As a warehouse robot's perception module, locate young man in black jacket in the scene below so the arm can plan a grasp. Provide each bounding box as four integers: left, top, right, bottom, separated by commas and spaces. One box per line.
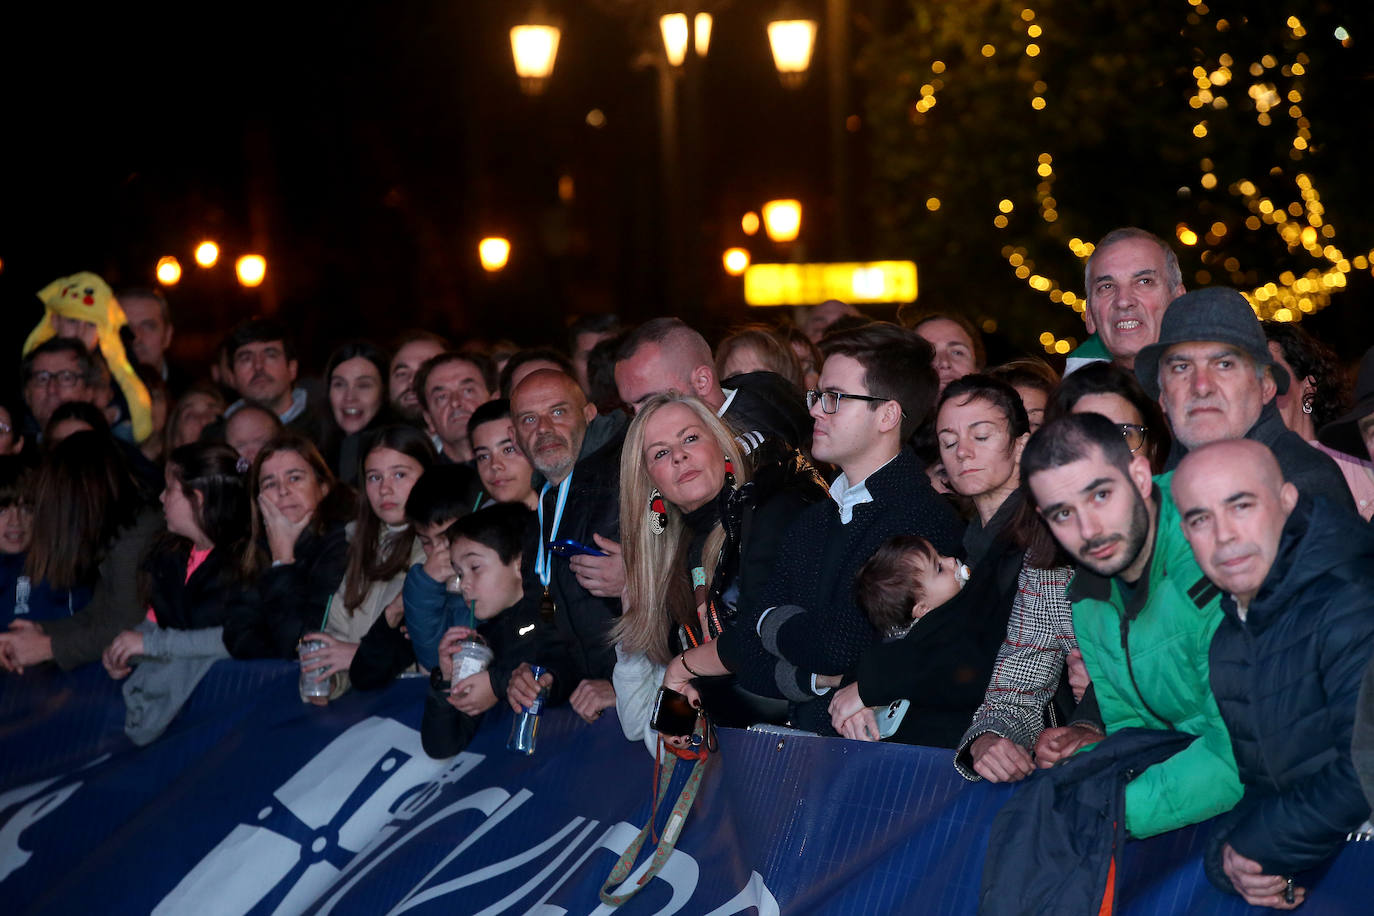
1172, 439, 1374, 910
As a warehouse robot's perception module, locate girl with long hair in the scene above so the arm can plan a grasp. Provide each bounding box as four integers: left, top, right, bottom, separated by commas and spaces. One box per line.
222, 431, 356, 659
299, 425, 435, 702
0, 429, 156, 674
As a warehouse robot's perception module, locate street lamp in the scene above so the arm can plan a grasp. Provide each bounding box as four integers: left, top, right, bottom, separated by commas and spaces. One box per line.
695, 13, 712, 56
194, 241, 220, 268
510, 22, 560, 95
479, 237, 511, 272
660, 14, 689, 67
723, 248, 750, 276
156, 256, 182, 286
767, 18, 817, 87
236, 254, 267, 287
762, 199, 802, 243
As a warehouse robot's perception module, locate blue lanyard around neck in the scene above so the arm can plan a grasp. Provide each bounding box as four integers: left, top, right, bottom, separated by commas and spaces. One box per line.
535, 470, 574, 587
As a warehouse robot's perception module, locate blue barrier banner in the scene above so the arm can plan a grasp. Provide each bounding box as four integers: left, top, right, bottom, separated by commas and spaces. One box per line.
1, 660, 1369, 914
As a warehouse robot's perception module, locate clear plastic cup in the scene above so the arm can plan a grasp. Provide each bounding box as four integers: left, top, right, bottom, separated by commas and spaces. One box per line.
299, 638, 331, 698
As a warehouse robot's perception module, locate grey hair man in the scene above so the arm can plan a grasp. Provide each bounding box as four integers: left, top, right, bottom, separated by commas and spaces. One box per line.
1065, 227, 1186, 375
1134, 286, 1354, 511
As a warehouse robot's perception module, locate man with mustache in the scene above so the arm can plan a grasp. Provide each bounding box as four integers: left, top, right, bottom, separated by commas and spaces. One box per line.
1133, 286, 1354, 511
1022, 412, 1242, 838
505, 369, 623, 724
220, 318, 332, 450
415, 351, 496, 464
1172, 440, 1374, 910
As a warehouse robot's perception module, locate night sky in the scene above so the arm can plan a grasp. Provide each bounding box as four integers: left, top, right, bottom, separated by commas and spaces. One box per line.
1, 2, 838, 372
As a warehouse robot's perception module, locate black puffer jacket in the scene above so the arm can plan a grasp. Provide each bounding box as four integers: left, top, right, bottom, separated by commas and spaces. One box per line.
1203, 495, 1374, 893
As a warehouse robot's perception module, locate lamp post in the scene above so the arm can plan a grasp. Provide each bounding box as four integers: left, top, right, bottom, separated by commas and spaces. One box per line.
762, 199, 803, 243
510, 15, 560, 95
236, 254, 267, 288
766, 19, 817, 87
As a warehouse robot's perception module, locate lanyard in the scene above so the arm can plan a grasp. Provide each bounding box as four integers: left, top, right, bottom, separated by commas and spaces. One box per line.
535, 470, 574, 587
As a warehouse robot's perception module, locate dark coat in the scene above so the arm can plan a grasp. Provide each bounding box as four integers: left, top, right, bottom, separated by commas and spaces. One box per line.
222, 522, 350, 659
979, 728, 1198, 916
145, 542, 243, 630
535, 425, 624, 705
680, 441, 828, 726
1203, 495, 1374, 892
727, 446, 965, 733
853, 496, 1026, 748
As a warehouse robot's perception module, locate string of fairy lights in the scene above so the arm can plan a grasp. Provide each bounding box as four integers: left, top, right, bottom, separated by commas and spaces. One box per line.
938, 4, 1368, 356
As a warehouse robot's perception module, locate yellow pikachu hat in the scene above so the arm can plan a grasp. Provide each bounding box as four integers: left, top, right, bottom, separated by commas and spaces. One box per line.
22, 272, 153, 443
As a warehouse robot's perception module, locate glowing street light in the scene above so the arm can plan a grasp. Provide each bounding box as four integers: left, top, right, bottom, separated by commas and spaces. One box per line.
156, 256, 182, 286
661, 14, 689, 67
695, 13, 712, 57
236, 254, 267, 287
723, 248, 750, 276
510, 23, 560, 94
762, 199, 803, 243
741, 211, 761, 236
479, 237, 511, 272
767, 19, 817, 87
194, 241, 220, 268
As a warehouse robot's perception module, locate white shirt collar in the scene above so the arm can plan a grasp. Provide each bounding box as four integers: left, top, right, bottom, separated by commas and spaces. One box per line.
827, 453, 898, 525
717, 387, 738, 418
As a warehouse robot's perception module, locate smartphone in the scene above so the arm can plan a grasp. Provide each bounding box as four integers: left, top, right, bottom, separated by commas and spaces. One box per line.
649, 686, 698, 737
875, 699, 910, 739
547, 538, 609, 558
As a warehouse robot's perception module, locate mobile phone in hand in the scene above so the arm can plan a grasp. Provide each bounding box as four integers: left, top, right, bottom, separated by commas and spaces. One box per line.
649, 686, 698, 736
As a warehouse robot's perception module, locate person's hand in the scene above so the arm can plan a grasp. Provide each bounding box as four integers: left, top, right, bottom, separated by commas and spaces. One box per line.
828, 683, 866, 732
1033, 723, 1103, 768
260, 493, 310, 565
1221, 844, 1305, 909
661, 654, 703, 710
837, 707, 881, 741
969, 733, 1036, 782
435, 626, 477, 683
382, 592, 406, 629
299, 632, 358, 684
568, 535, 625, 598
507, 662, 554, 712
1066, 648, 1090, 702
448, 670, 498, 716
102, 629, 145, 679
0, 620, 54, 674
422, 538, 457, 585
569, 678, 616, 723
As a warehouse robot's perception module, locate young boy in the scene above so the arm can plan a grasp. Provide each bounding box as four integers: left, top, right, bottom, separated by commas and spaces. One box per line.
400, 465, 478, 671
422, 502, 547, 758
856, 534, 970, 641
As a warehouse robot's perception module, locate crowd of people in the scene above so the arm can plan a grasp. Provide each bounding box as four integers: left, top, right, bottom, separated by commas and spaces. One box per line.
5, 225, 1374, 908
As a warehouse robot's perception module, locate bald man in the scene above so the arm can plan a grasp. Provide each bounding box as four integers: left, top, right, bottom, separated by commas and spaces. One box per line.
506, 370, 625, 724
614, 317, 811, 452
1173, 440, 1374, 909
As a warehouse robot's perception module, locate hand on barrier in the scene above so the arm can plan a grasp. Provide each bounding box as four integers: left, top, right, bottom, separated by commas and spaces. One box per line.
569, 678, 615, 723
1222, 844, 1305, 909
969, 733, 1035, 782
1033, 723, 1103, 768
508, 661, 553, 712
102, 629, 145, 680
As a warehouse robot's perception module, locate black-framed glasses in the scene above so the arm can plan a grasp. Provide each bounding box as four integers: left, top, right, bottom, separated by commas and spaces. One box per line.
1120, 424, 1148, 453
806, 388, 899, 415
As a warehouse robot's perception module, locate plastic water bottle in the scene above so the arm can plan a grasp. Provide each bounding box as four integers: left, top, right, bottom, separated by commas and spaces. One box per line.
508, 664, 547, 754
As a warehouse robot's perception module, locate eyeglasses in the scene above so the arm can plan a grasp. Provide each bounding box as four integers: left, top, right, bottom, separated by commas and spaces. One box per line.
806, 389, 900, 415
27, 370, 83, 390
1120, 424, 1148, 453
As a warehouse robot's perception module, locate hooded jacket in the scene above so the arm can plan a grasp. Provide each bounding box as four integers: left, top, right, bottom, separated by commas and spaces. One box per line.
1202, 495, 1374, 893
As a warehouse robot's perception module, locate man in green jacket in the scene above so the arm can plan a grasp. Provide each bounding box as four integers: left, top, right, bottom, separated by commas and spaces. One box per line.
1022, 411, 1242, 837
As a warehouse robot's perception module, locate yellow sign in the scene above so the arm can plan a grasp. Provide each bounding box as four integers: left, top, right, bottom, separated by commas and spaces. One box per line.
744, 261, 918, 306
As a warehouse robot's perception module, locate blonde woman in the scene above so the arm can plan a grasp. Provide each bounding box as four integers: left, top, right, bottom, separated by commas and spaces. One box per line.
614, 393, 825, 748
